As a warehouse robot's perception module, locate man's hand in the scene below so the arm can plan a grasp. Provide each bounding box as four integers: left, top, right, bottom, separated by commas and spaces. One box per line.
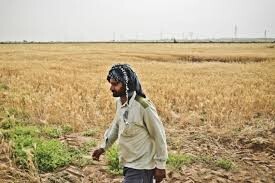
154, 168, 166, 183
92, 148, 105, 161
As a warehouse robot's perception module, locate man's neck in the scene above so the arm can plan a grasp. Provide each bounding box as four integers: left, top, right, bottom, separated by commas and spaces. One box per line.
120, 91, 134, 106
120, 95, 127, 106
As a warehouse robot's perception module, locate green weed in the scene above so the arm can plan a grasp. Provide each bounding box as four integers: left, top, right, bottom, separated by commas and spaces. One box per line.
42, 126, 63, 138
61, 124, 73, 134
12, 135, 39, 168
0, 107, 96, 172
106, 145, 122, 175
35, 139, 72, 172
215, 158, 234, 171
167, 153, 195, 170
8, 125, 40, 168
198, 155, 234, 171
82, 129, 97, 137
42, 124, 73, 138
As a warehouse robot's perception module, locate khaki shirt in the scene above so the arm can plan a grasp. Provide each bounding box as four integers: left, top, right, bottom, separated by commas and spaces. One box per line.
100, 91, 168, 169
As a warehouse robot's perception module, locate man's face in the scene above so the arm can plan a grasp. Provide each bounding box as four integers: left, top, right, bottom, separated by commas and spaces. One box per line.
109, 79, 126, 97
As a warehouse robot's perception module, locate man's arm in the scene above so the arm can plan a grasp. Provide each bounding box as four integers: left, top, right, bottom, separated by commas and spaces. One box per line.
143, 104, 168, 169
100, 117, 119, 150
93, 112, 119, 161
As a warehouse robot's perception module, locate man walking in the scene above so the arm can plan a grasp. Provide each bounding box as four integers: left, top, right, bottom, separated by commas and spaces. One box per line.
92, 64, 168, 183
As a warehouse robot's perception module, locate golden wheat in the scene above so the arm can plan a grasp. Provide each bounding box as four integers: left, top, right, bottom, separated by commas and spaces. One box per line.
0, 43, 274, 134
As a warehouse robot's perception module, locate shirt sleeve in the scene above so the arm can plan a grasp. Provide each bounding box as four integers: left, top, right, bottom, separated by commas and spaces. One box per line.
100, 102, 119, 150
143, 104, 168, 169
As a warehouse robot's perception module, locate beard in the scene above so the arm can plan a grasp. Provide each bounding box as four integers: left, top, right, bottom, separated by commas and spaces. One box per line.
112, 90, 126, 97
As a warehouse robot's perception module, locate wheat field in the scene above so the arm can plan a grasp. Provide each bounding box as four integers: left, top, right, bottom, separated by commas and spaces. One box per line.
0, 43, 274, 133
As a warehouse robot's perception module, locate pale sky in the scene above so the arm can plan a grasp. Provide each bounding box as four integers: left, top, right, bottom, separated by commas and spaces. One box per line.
0, 0, 274, 41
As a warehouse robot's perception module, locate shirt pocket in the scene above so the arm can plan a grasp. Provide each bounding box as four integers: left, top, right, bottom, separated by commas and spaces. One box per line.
121, 109, 144, 137
121, 122, 141, 137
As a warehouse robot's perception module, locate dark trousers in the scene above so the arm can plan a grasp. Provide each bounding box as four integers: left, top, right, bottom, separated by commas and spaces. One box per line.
123, 167, 154, 183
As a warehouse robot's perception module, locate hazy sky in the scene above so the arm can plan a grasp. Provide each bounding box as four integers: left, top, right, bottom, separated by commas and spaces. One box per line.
0, 0, 274, 41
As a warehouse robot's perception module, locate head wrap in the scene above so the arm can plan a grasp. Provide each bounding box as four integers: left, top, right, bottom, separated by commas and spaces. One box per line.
107, 64, 146, 99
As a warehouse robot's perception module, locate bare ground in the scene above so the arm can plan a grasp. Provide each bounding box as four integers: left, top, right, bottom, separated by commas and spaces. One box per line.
1, 121, 274, 183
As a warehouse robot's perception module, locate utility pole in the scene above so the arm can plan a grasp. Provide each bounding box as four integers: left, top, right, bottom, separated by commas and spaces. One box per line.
113, 32, 116, 42
189, 32, 193, 40
234, 25, 238, 40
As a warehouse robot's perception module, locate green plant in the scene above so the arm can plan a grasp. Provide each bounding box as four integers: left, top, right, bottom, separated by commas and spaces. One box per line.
197, 155, 235, 171
42, 126, 63, 138
3, 125, 40, 143
61, 124, 73, 134
35, 139, 72, 172
9, 126, 39, 168
167, 153, 195, 170
0, 107, 80, 172
82, 129, 97, 137
215, 158, 234, 171
106, 145, 122, 175
12, 135, 39, 168
7, 124, 73, 172
42, 125, 73, 138
12, 126, 41, 138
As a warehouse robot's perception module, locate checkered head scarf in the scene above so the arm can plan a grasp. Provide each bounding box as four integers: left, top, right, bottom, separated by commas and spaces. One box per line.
107, 64, 146, 99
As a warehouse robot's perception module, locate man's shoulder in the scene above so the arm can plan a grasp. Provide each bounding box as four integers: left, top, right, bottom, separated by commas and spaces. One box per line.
134, 95, 151, 109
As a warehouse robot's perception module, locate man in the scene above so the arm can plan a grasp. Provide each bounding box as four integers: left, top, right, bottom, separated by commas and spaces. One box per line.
92, 64, 168, 183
